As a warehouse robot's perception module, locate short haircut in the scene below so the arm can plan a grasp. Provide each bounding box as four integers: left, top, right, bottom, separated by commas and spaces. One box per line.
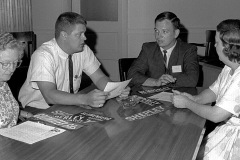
55, 12, 87, 38
0, 32, 24, 59
217, 19, 240, 62
155, 11, 180, 30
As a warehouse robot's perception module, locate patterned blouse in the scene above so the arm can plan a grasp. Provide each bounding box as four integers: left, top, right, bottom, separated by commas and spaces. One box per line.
0, 82, 19, 128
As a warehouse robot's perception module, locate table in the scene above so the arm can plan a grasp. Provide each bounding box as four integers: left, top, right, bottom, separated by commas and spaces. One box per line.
0, 86, 206, 160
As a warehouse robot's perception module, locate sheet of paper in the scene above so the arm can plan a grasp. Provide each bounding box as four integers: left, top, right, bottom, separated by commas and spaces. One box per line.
104, 79, 131, 99
0, 121, 65, 144
148, 92, 173, 102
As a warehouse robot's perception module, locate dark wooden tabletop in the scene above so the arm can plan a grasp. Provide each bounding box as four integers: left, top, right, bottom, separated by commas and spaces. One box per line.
0, 86, 206, 160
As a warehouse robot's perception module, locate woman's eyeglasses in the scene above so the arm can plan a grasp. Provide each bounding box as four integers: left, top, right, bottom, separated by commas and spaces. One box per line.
0, 60, 22, 70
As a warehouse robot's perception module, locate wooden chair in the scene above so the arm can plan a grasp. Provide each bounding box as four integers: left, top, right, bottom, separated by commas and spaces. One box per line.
10, 31, 37, 66
8, 31, 37, 102
118, 58, 136, 81
190, 30, 217, 57
79, 72, 93, 90
191, 30, 223, 66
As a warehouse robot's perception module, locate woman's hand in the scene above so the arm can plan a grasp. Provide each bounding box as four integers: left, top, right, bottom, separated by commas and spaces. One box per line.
172, 94, 190, 109
20, 110, 33, 118
172, 90, 195, 101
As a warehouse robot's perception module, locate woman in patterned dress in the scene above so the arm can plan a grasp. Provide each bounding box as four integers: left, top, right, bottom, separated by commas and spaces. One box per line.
0, 33, 32, 128
172, 19, 240, 160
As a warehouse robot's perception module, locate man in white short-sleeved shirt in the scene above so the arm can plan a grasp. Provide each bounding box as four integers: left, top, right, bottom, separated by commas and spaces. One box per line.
19, 12, 130, 110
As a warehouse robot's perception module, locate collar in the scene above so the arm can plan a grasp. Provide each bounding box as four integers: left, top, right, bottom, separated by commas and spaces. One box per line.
53, 38, 69, 59
160, 41, 177, 54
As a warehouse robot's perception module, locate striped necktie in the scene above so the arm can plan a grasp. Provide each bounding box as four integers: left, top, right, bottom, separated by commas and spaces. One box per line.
163, 50, 168, 73
68, 54, 74, 93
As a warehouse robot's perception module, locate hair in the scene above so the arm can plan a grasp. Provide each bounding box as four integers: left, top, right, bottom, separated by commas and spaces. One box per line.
155, 11, 180, 30
55, 12, 87, 39
217, 19, 240, 63
0, 33, 24, 59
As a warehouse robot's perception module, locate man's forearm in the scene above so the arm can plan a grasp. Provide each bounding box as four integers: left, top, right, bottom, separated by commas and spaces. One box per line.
174, 72, 199, 87
94, 75, 111, 90
142, 78, 158, 86
42, 89, 88, 106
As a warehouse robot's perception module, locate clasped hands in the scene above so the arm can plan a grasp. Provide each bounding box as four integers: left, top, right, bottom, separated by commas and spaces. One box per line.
19, 110, 33, 121
84, 87, 130, 108
172, 90, 195, 108
155, 74, 176, 86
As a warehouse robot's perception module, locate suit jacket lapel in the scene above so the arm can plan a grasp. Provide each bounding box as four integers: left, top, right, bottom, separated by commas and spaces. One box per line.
153, 44, 165, 63
151, 44, 166, 75
168, 39, 180, 70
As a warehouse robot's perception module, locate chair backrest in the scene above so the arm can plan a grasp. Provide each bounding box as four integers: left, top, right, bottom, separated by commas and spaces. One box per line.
8, 66, 29, 102
118, 58, 136, 81
190, 30, 217, 58
205, 30, 218, 59
10, 31, 37, 66
7, 31, 37, 102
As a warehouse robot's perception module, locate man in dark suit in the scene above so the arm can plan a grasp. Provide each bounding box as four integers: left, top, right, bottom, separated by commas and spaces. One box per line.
127, 11, 199, 87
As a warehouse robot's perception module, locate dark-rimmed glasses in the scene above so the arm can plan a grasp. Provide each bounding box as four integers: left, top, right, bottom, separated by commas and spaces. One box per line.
0, 60, 22, 70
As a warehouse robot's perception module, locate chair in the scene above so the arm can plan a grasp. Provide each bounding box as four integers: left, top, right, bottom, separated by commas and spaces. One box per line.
8, 31, 37, 102
10, 31, 37, 66
191, 30, 223, 64
191, 30, 224, 67
8, 66, 29, 103
79, 72, 93, 90
191, 30, 217, 58
118, 58, 136, 81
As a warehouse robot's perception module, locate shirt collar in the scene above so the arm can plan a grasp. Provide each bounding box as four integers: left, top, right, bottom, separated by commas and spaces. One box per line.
52, 38, 68, 59
160, 41, 177, 54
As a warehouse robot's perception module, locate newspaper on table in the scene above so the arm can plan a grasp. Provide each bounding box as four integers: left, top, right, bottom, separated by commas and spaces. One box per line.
0, 121, 65, 144
31, 110, 113, 130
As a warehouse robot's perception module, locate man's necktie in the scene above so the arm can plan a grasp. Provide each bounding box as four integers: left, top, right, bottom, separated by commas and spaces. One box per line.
68, 54, 74, 93
163, 50, 168, 73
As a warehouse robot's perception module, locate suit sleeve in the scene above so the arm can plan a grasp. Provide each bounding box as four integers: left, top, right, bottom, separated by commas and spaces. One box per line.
174, 45, 199, 87
127, 44, 150, 85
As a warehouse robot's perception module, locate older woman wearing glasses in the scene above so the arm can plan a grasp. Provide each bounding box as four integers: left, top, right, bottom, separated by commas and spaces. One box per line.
0, 33, 32, 128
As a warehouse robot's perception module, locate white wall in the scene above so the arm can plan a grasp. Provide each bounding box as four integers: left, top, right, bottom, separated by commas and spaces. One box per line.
32, 0, 72, 47
128, 0, 240, 57
32, 0, 127, 81
31, 0, 240, 79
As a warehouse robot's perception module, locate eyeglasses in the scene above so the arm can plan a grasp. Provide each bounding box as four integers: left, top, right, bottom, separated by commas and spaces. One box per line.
0, 60, 22, 70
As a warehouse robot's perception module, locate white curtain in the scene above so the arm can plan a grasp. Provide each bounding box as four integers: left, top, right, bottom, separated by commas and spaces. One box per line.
0, 0, 32, 32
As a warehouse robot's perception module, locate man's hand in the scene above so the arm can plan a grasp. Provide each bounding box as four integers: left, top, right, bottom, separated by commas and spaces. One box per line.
143, 75, 176, 87
156, 74, 176, 86
118, 86, 131, 98
81, 89, 109, 108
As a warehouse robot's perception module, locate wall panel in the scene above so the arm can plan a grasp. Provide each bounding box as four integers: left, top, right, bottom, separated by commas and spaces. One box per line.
128, 0, 240, 57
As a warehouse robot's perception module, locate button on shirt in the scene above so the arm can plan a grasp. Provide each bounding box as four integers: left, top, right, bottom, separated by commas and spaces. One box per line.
18, 38, 100, 109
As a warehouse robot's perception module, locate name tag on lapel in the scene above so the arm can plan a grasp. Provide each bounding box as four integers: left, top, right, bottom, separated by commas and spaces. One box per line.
172, 65, 182, 73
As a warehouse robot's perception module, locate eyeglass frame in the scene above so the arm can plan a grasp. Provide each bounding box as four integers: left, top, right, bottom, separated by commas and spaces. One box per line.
0, 60, 22, 70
